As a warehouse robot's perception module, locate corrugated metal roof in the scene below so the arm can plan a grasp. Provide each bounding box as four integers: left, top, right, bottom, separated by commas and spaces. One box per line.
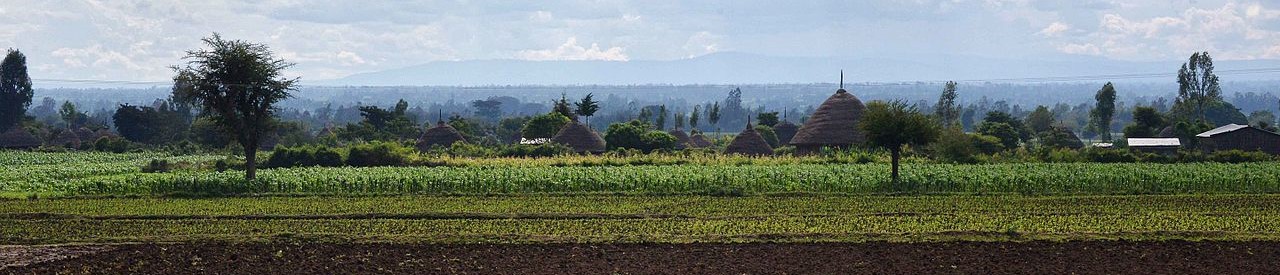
1127, 138, 1181, 147
1196, 124, 1248, 138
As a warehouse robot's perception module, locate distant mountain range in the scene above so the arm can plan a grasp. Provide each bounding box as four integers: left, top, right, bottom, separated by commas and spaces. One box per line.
317, 52, 1280, 86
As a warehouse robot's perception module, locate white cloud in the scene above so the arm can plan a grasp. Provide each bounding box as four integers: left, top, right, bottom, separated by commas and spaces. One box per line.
1058, 43, 1101, 55
1036, 22, 1072, 37
515, 37, 629, 61
1045, 1, 1280, 60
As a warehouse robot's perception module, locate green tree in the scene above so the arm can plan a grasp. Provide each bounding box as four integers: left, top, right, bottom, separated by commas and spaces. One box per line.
1038, 126, 1084, 149
604, 120, 676, 152
1123, 106, 1166, 138
655, 105, 668, 130
930, 128, 979, 164
59, 101, 89, 128
1177, 52, 1221, 120
521, 112, 570, 139
934, 81, 959, 127
709, 102, 721, 135
471, 99, 503, 121
1090, 82, 1117, 141
1168, 99, 1246, 126
0, 49, 33, 131
674, 112, 686, 130
171, 34, 298, 180
1248, 111, 1277, 132
573, 93, 599, 124
553, 93, 577, 121
1024, 105, 1054, 134
982, 111, 1031, 141
756, 112, 779, 127
861, 101, 941, 183
689, 105, 701, 131
978, 122, 1019, 150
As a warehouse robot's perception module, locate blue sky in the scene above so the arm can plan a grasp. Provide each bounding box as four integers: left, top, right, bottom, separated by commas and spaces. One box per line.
2, 0, 1279, 82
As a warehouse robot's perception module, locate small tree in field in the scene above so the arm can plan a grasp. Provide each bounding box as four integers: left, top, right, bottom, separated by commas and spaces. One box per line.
861, 100, 940, 185
172, 34, 298, 180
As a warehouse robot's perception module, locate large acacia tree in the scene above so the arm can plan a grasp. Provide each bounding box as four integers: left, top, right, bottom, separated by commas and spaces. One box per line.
172, 34, 298, 180
861, 100, 940, 185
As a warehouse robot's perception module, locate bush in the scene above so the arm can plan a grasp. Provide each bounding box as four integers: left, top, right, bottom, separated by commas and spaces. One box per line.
930, 129, 979, 164
605, 120, 677, 152
521, 113, 570, 139
142, 159, 171, 173
499, 143, 574, 158
1209, 150, 1273, 163
313, 147, 344, 167
1083, 148, 1137, 163
1042, 148, 1084, 163
94, 136, 130, 153
346, 141, 414, 167
970, 134, 1004, 154
444, 142, 498, 158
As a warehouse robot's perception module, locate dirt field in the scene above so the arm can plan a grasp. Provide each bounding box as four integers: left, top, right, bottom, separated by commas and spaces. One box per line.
3, 240, 1278, 274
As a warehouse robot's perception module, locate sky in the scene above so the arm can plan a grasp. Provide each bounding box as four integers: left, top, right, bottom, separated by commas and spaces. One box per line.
2, 0, 1280, 83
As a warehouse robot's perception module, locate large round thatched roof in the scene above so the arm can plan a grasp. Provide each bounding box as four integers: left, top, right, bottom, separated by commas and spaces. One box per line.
668, 129, 691, 149
417, 121, 466, 151
0, 128, 42, 149
74, 128, 96, 141
724, 125, 774, 156
552, 122, 606, 153
688, 133, 713, 148
773, 121, 799, 145
51, 129, 82, 148
789, 89, 866, 146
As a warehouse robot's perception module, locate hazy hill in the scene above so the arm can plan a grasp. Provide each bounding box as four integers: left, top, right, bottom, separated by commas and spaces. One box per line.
322, 52, 1280, 86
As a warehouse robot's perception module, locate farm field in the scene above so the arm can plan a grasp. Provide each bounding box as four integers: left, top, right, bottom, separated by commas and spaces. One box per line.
5, 151, 1280, 197
5, 152, 1280, 272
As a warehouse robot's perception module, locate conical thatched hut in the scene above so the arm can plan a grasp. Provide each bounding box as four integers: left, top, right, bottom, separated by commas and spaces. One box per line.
668, 129, 691, 149
74, 128, 96, 141
724, 123, 774, 156
51, 130, 82, 148
417, 121, 466, 151
789, 75, 866, 155
0, 128, 42, 149
773, 121, 799, 145
688, 133, 713, 148
551, 122, 606, 153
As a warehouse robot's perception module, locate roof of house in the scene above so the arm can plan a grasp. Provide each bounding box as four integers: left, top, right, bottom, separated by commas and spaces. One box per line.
788, 89, 866, 146
551, 122, 606, 153
1127, 138, 1181, 147
1196, 124, 1249, 138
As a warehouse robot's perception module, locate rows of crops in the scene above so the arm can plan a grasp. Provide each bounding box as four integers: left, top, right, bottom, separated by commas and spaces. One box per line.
12, 162, 1279, 196
4, 195, 1278, 244
5, 151, 1279, 196
6, 195, 1279, 217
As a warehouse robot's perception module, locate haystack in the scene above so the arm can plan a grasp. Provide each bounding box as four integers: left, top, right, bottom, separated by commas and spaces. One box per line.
724, 124, 774, 156
417, 121, 466, 151
789, 87, 866, 154
688, 133, 713, 148
773, 121, 799, 145
74, 127, 97, 141
667, 129, 691, 149
51, 129, 82, 148
0, 127, 42, 149
551, 122, 606, 153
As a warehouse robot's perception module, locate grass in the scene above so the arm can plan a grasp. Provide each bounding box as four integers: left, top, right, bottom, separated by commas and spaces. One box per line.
4, 194, 1279, 244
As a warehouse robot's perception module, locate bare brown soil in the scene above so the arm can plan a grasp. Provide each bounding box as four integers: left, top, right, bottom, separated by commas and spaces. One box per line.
4, 241, 1278, 274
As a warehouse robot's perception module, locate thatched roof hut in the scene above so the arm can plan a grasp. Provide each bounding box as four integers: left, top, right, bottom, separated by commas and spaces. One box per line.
51, 129, 82, 148
773, 121, 799, 145
417, 121, 466, 151
0, 128, 42, 149
724, 123, 774, 156
789, 83, 866, 154
551, 122, 606, 153
74, 128, 96, 141
668, 129, 691, 149
688, 133, 713, 148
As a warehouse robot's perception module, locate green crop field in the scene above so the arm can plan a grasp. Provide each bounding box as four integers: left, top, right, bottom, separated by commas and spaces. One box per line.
3, 195, 1279, 244
3, 152, 1280, 197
